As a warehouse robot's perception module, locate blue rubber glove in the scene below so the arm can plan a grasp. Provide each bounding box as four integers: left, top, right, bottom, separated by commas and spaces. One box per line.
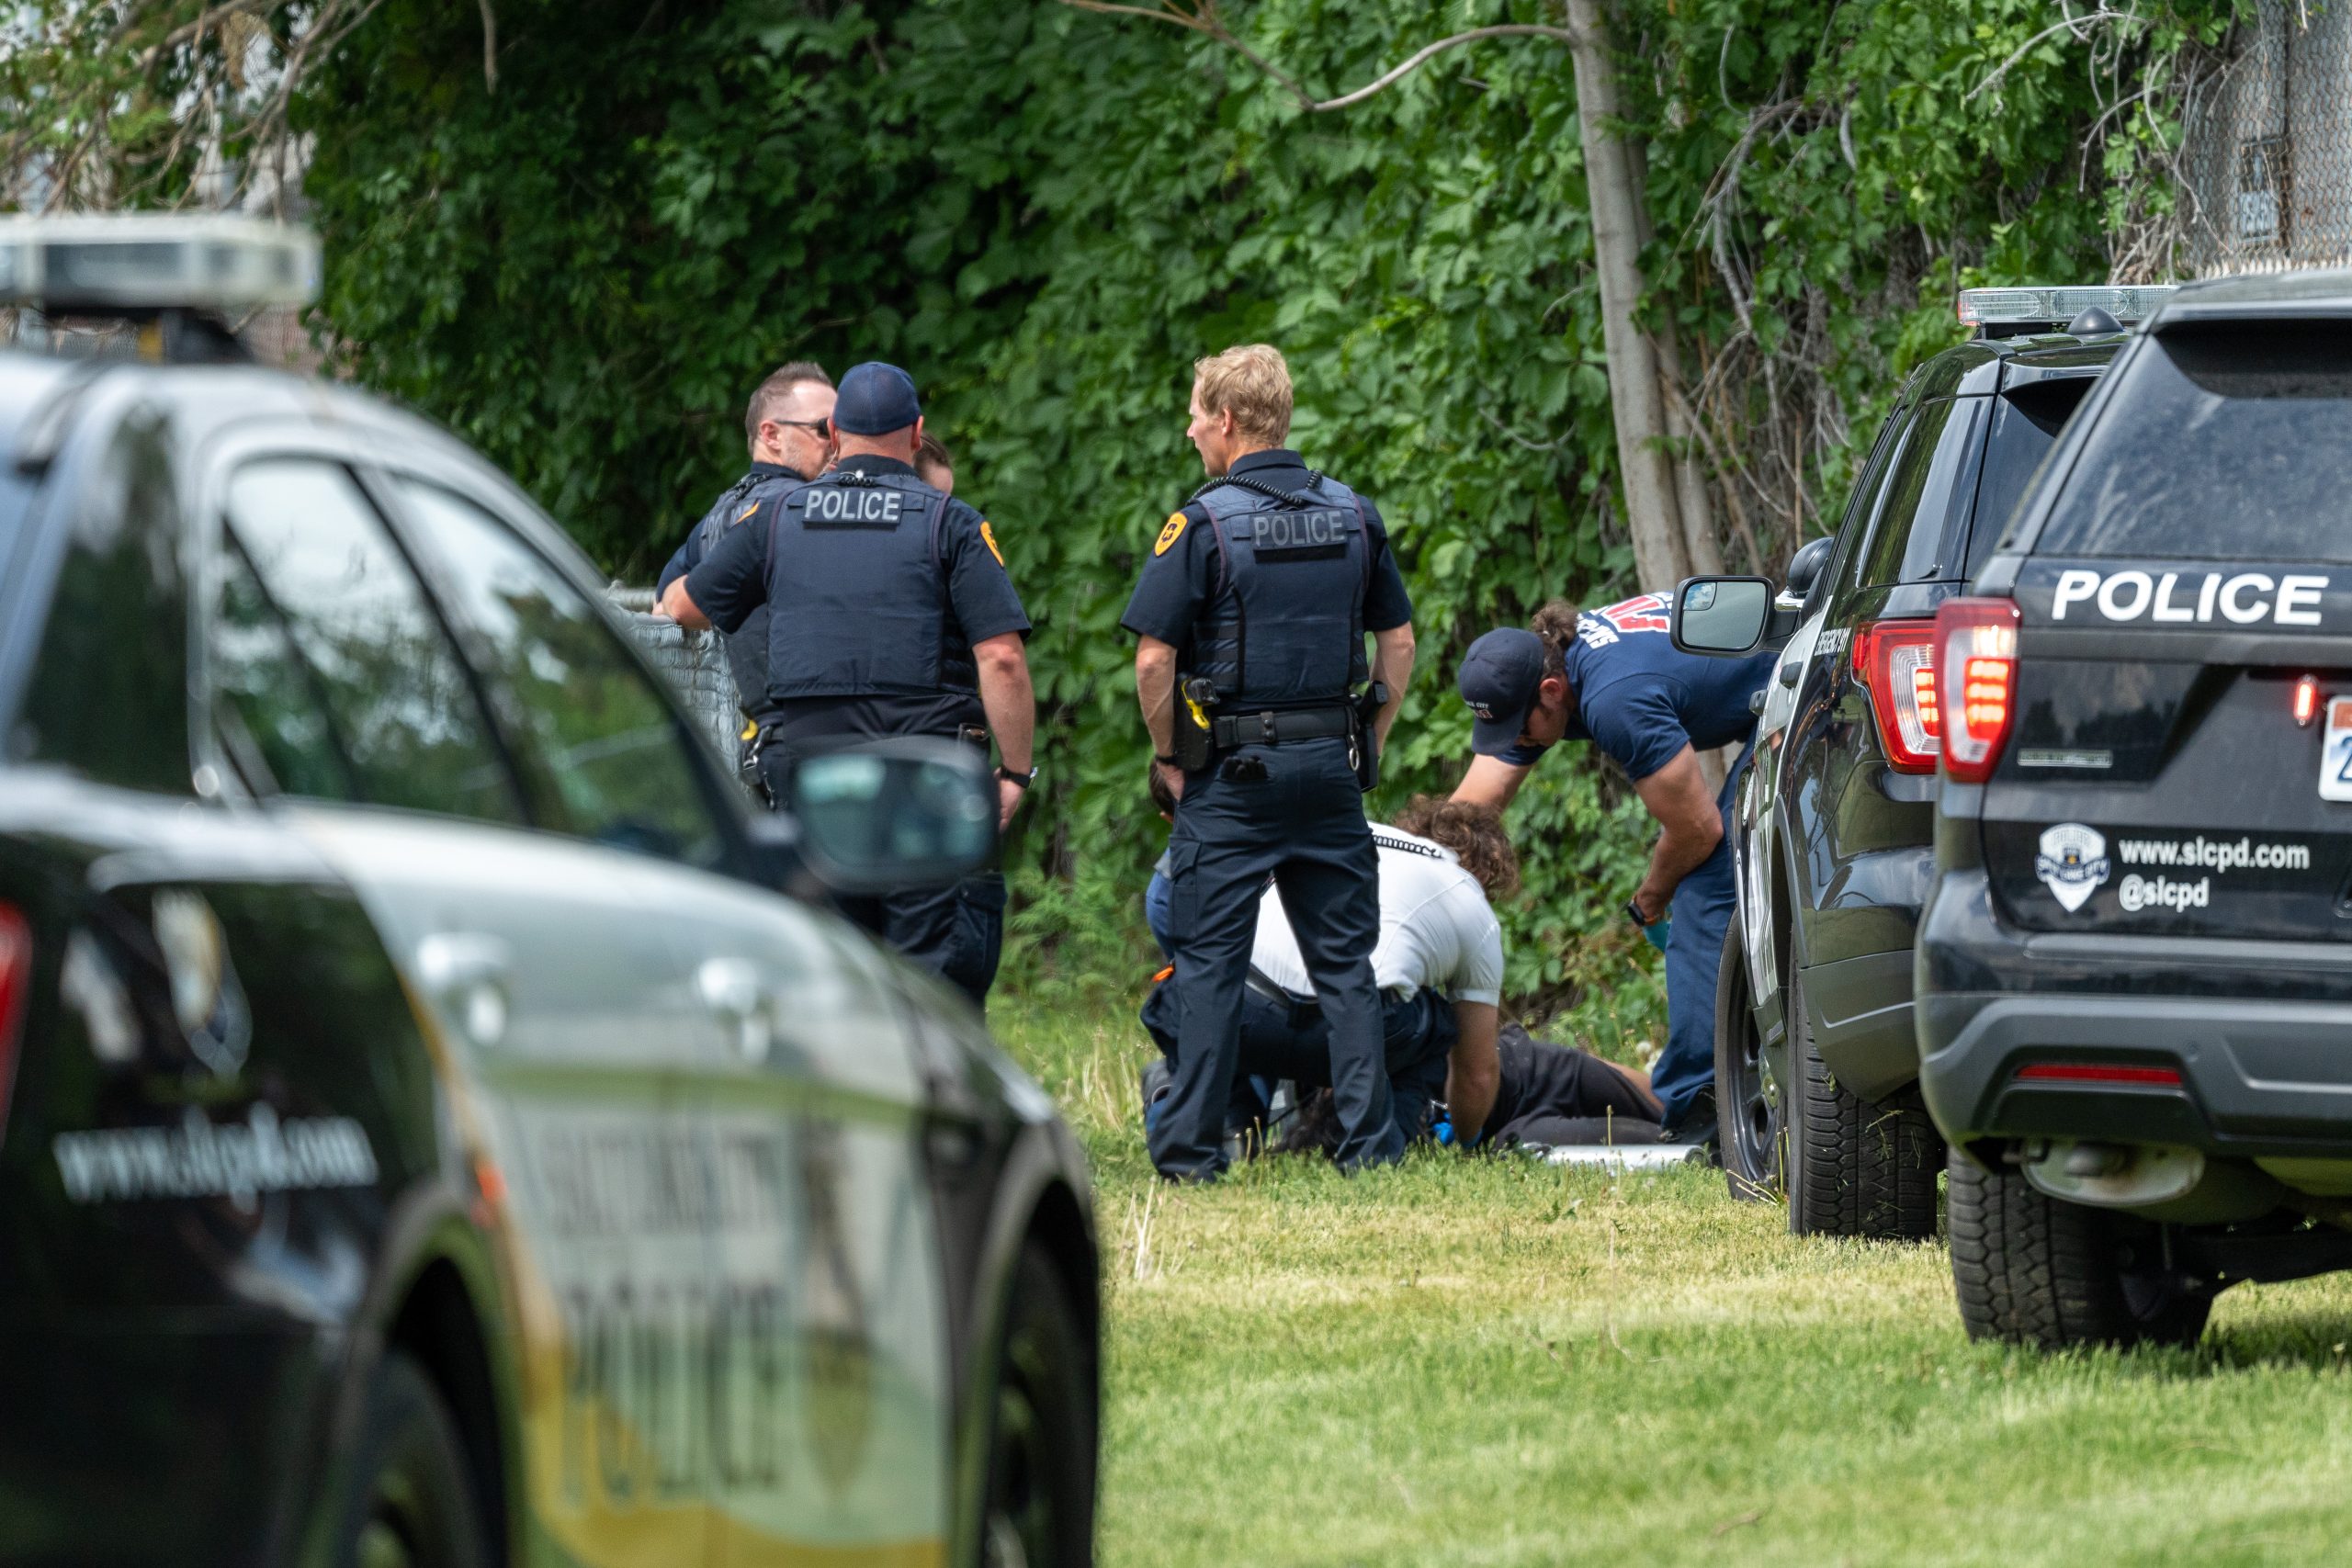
1643, 916, 1672, 953
1432, 1119, 1453, 1146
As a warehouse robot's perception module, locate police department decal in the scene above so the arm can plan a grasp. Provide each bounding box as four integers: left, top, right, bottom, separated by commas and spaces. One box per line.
2035, 822, 2110, 913
980, 519, 1005, 566
53, 1104, 379, 1210
1155, 512, 1186, 556
2048, 567, 2328, 626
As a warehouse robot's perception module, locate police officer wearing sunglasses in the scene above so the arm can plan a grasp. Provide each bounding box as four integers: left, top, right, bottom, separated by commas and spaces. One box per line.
662, 362, 1035, 1006
655, 362, 837, 787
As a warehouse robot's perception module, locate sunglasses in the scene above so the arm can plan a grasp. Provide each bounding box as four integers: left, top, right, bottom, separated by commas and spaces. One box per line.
768, 418, 831, 437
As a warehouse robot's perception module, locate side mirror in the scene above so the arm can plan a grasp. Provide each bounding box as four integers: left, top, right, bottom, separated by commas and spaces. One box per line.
1781, 536, 1834, 606
786, 738, 997, 895
1671, 576, 1786, 657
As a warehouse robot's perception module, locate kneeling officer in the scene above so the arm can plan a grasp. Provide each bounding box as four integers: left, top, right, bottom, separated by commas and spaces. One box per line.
1123, 344, 1416, 1180
662, 362, 1036, 1005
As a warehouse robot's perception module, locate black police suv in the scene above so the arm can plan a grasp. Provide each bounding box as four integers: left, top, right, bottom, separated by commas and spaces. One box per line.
1674, 286, 2162, 1237
1917, 270, 2352, 1349
0, 215, 1098, 1564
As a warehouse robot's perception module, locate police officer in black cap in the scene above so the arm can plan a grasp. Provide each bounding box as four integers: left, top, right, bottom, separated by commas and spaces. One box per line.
1123, 343, 1417, 1180
655, 361, 837, 786
662, 362, 1035, 1006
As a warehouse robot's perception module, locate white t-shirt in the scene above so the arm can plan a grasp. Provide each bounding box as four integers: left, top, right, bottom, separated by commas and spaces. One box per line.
1254, 827, 1505, 1007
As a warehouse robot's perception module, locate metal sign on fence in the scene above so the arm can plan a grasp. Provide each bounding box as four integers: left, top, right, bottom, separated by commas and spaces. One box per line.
2183, 0, 2352, 275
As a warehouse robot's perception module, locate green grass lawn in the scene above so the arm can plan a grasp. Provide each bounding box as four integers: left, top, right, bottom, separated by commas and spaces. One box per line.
996, 998, 2352, 1567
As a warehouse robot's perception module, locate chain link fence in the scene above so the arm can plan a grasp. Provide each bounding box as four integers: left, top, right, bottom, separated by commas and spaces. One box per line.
605, 585, 745, 763
2181, 0, 2352, 276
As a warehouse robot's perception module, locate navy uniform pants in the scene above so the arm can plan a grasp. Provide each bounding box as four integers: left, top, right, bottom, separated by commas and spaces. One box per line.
759, 748, 1005, 1009
1141, 978, 1456, 1149
1651, 753, 1746, 1128
1154, 737, 1392, 1179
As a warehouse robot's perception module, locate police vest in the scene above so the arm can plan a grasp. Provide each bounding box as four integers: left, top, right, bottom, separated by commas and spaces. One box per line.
689, 466, 808, 717
761, 469, 976, 703
1186, 474, 1374, 708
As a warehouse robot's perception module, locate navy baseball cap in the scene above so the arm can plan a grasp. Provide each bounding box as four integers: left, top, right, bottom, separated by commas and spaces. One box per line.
831, 361, 922, 435
1459, 628, 1548, 756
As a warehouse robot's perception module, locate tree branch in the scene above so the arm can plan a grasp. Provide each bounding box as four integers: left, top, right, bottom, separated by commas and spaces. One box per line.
1311, 26, 1580, 111
1055, 1, 1583, 112
1966, 7, 2139, 103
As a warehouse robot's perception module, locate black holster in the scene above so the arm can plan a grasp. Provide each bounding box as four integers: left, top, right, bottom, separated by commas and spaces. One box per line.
741, 721, 778, 808
1172, 676, 1216, 773
1351, 682, 1388, 793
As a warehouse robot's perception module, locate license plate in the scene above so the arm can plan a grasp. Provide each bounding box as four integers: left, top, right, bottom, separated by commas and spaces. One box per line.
2323, 697, 2352, 801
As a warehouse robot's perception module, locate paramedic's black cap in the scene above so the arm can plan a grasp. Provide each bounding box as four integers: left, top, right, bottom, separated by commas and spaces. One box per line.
1460, 628, 1547, 757
831, 362, 922, 435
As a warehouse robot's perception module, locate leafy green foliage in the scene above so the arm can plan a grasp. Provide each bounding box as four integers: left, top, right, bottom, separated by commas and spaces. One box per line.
281, 0, 2233, 1027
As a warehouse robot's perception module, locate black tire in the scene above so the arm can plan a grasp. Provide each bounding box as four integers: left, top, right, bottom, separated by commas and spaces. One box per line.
1785, 966, 1939, 1239
981, 1242, 1097, 1568
333, 1349, 488, 1568
1713, 921, 1785, 1201
1947, 1145, 2214, 1350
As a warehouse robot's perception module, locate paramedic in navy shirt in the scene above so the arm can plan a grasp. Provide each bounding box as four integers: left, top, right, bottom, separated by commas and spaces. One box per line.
1451, 597, 1774, 1140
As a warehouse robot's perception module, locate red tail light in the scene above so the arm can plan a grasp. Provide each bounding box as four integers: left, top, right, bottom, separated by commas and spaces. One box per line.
1935, 597, 2022, 784
2015, 1063, 2182, 1087
1853, 621, 1941, 773
0, 904, 29, 1136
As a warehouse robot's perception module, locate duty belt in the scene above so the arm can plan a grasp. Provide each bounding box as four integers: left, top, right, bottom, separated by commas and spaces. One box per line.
1207, 704, 1354, 750
1245, 968, 1318, 1028
1238, 972, 1416, 1029
751, 720, 989, 750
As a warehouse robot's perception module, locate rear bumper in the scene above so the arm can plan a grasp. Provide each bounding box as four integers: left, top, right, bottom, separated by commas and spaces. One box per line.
1917, 990, 2352, 1153
1917, 869, 2352, 1156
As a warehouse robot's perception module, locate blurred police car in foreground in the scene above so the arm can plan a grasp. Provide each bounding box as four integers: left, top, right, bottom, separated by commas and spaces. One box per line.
1917, 270, 2352, 1352
0, 215, 1096, 1567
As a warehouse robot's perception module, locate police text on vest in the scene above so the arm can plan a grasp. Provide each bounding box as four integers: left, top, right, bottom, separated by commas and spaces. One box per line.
804, 487, 906, 525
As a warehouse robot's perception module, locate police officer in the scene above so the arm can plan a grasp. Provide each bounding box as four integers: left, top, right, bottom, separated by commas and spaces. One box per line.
655, 362, 837, 782
1123, 344, 1416, 1180
661, 362, 1035, 1006
1451, 597, 1774, 1139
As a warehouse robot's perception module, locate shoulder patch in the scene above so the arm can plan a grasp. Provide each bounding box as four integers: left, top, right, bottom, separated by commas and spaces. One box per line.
979, 520, 1005, 567
1154, 512, 1187, 557
733, 502, 760, 525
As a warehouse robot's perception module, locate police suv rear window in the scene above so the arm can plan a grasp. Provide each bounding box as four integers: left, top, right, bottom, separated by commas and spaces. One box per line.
1854, 396, 1985, 586
1971, 377, 2090, 575
2036, 320, 2352, 561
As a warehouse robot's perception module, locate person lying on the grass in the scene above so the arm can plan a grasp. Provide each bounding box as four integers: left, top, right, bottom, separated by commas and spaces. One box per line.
1141, 792, 1510, 1151
1279, 1021, 1663, 1156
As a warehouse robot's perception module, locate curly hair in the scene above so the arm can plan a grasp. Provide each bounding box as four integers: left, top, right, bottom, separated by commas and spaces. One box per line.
1529, 600, 1581, 682
1390, 794, 1520, 899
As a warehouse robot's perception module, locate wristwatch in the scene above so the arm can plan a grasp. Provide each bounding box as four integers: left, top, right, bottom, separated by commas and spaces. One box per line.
998, 764, 1038, 790
1623, 897, 1654, 931
1153, 752, 1179, 768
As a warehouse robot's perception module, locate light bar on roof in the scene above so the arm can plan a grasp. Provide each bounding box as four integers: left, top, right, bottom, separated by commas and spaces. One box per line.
0, 213, 318, 313
1956, 284, 2176, 333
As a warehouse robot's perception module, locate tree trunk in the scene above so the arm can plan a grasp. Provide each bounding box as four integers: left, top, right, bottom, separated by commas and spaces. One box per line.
1565, 0, 1690, 596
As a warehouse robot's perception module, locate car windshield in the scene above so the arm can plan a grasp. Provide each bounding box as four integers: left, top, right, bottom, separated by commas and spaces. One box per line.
2036, 319, 2352, 560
